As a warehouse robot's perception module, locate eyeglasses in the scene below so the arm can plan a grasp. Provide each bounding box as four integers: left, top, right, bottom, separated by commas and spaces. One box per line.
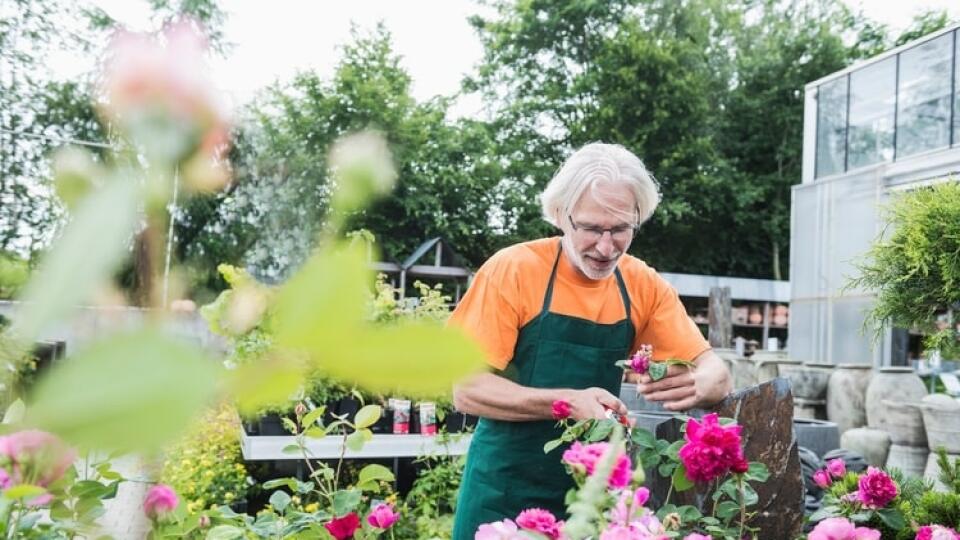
568, 216, 637, 242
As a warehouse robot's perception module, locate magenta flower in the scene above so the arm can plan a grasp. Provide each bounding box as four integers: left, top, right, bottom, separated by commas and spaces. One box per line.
475, 519, 525, 540
827, 458, 846, 478
325, 512, 361, 540
551, 399, 572, 420
367, 503, 399, 529
813, 469, 832, 489
857, 467, 898, 509
516, 508, 562, 539
628, 345, 653, 374
684, 534, 713, 540
916, 525, 960, 540
610, 488, 653, 526
677, 413, 745, 483
143, 484, 178, 520
561, 441, 632, 489
0, 430, 76, 500
808, 517, 880, 540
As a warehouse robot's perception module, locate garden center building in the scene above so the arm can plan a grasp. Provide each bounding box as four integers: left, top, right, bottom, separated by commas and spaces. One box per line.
790, 24, 960, 366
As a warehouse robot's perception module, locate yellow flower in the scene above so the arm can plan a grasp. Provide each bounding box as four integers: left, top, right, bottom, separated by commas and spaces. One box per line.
304, 503, 319, 513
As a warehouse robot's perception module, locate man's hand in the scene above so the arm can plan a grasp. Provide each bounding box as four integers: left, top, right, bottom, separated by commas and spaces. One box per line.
635, 351, 732, 411
566, 387, 628, 421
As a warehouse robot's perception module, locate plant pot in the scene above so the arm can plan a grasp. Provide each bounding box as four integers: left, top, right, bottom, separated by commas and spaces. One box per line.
371, 408, 394, 434
258, 413, 287, 436
886, 444, 928, 478
919, 394, 960, 453
444, 411, 465, 433
780, 363, 833, 401
865, 366, 927, 433
463, 414, 479, 430
752, 353, 799, 385
793, 418, 840, 458
229, 499, 249, 514
337, 397, 361, 421
826, 364, 873, 435
242, 420, 259, 436
880, 399, 927, 447
840, 427, 891, 467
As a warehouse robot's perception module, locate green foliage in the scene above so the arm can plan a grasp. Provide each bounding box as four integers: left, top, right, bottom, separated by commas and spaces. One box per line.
0, 252, 30, 299
850, 181, 960, 358
161, 404, 250, 513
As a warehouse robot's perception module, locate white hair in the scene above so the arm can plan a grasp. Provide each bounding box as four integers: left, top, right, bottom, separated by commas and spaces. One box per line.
540, 142, 661, 228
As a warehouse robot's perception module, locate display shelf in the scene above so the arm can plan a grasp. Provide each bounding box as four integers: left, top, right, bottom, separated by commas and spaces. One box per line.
239, 430, 472, 461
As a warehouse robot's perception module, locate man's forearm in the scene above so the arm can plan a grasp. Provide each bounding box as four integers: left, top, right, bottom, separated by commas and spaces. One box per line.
693, 350, 733, 406
453, 372, 570, 422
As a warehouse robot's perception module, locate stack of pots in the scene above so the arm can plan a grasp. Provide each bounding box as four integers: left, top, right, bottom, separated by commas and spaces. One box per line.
919, 393, 960, 491
827, 364, 873, 435
779, 363, 834, 419
865, 367, 929, 478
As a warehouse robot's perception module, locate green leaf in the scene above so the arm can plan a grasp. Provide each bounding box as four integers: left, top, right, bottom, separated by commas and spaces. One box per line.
282, 444, 301, 455
345, 430, 366, 451
746, 461, 769, 482
649, 362, 668, 381
676, 505, 702, 522
282, 417, 298, 434
12, 179, 141, 342
715, 500, 739, 520
3, 484, 45, 500
742, 483, 758, 506
304, 426, 326, 439
69, 480, 111, 499
672, 464, 694, 491
630, 427, 656, 449
205, 525, 246, 540
3, 399, 25, 424
876, 508, 906, 530
665, 440, 684, 459
226, 355, 303, 418
354, 405, 381, 429
658, 462, 676, 478
24, 329, 220, 452
544, 438, 564, 454
302, 407, 325, 428
358, 464, 394, 487
269, 490, 291, 513
262, 478, 297, 491
332, 489, 361, 516
586, 420, 614, 442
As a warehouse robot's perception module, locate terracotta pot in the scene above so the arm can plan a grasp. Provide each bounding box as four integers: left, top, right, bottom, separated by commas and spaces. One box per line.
827, 364, 873, 435
841, 427, 891, 467
886, 444, 928, 478
865, 366, 927, 437
748, 305, 763, 324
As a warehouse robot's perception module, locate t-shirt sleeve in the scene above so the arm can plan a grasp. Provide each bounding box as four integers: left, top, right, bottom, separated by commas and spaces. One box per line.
448, 253, 523, 370
634, 272, 711, 362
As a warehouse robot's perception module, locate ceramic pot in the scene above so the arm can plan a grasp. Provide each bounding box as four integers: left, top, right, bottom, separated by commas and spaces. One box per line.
793, 418, 840, 458
886, 444, 928, 478
827, 364, 873, 435
919, 394, 960, 453
841, 427, 891, 467
880, 399, 927, 446
752, 352, 798, 384
865, 367, 927, 435
748, 305, 763, 324
780, 363, 834, 401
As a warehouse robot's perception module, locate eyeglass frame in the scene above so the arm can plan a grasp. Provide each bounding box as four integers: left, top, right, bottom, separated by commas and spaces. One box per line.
567, 215, 638, 241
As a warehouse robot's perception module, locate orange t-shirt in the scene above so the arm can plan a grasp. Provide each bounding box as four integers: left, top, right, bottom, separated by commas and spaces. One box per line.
450, 237, 711, 370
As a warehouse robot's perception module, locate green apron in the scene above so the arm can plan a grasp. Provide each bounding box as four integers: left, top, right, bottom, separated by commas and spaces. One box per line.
452, 241, 635, 539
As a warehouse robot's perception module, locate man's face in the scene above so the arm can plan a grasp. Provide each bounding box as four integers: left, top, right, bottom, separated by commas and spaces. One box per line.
560, 183, 638, 280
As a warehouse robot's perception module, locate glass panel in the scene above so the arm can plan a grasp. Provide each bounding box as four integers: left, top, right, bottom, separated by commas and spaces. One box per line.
954, 30, 959, 146
847, 58, 896, 169
896, 33, 953, 158
815, 77, 848, 178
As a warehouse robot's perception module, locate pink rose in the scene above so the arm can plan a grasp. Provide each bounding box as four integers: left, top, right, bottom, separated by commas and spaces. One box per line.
809, 517, 881, 540
857, 467, 898, 509
325, 512, 361, 540
628, 345, 653, 374
516, 508, 562, 539
143, 484, 178, 520
551, 400, 572, 420
634, 487, 650, 506
475, 519, 525, 540
678, 413, 745, 483
916, 525, 960, 540
561, 442, 633, 489
610, 488, 652, 525
366, 503, 399, 529
0, 430, 76, 487
813, 469, 832, 489
827, 458, 846, 478
684, 534, 713, 540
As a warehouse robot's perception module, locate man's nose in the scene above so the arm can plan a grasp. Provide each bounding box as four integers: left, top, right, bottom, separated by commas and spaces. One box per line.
595, 232, 616, 257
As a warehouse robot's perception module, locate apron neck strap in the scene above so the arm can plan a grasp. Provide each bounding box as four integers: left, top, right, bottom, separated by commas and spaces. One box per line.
541, 240, 631, 319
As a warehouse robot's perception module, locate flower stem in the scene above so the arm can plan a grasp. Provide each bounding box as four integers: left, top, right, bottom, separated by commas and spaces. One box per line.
738, 475, 746, 539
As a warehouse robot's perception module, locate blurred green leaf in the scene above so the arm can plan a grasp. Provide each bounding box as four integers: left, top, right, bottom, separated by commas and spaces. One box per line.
2, 399, 25, 424
332, 489, 361, 516
261, 478, 297, 491
301, 407, 324, 428
25, 329, 220, 452
13, 179, 141, 342
345, 430, 366, 451
354, 405, 380, 429
282, 444, 300, 455
3, 484, 45, 500
225, 354, 303, 417
206, 526, 246, 540
269, 490, 291, 513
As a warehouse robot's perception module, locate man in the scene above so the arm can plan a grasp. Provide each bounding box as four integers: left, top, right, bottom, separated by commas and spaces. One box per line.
449, 142, 732, 538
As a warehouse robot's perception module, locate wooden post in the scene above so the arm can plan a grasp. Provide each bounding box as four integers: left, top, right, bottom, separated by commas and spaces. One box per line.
708, 286, 732, 349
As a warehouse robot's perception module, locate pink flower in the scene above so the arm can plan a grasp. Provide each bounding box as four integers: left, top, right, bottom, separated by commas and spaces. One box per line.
367, 503, 399, 529
808, 517, 881, 540
629, 345, 653, 374
516, 508, 562, 539
561, 442, 633, 489
916, 525, 960, 540
599, 524, 639, 540
678, 413, 745, 483
325, 512, 361, 540
857, 467, 898, 509
827, 458, 846, 478
475, 519, 525, 540
552, 400, 572, 420
684, 534, 713, 540
610, 488, 652, 525
813, 469, 832, 489
143, 484, 178, 519
634, 487, 650, 506
731, 456, 750, 474
0, 430, 76, 487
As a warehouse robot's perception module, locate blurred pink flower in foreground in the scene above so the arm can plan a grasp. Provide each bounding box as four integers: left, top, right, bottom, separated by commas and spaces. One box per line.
143, 484, 178, 519
916, 524, 960, 540
516, 508, 562, 539
0, 430, 76, 506
475, 518, 525, 540
562, 441, 632, 489
808, 517, 880, 540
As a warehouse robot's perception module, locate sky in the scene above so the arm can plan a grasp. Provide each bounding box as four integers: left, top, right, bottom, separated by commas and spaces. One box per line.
49, 0, 960, 119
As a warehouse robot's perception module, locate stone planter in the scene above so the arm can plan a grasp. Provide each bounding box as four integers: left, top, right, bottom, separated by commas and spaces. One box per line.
840, 427, 891, 467
886, 443, 928, 478
919, 394, 960, 453
780, 363, 834, 401
865, 366, 927, 437
793, 418, 840, 458
827, 364, 873, 435
880, 399, 927, 447
924, 451, 960, 492
753, 352, 800, 385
